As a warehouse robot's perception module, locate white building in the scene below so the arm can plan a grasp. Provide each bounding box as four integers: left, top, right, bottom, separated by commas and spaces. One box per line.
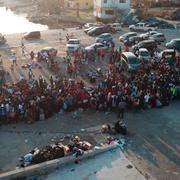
94, 0, 130, 22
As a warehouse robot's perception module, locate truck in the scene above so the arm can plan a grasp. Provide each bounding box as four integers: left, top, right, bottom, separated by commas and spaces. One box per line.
129, 23, 157, 32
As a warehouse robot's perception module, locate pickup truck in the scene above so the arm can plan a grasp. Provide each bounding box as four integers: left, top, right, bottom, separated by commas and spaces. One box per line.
129, 23, 157, 32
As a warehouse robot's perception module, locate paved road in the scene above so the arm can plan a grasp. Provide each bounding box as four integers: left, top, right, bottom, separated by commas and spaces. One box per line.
0, 101, 179, 180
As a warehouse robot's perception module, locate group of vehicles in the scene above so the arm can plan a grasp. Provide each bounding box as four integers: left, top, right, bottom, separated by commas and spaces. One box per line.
120, 31, 180, 51
84, 23, 121, 36
0, 21, 179, 74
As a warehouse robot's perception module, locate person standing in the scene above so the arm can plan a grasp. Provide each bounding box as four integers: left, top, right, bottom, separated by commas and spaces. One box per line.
0, 54, 3, 66
11, 53, 17, 67
118, 98, 126, 119
21, 38, 26, 56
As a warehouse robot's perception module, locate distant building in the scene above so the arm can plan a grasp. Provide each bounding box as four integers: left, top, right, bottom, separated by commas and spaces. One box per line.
94, 0, 130, 22
66, 0, 93, 10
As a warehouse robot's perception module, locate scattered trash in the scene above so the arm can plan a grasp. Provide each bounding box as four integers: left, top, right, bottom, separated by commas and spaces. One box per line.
59, 109, 64, 115
25, 139, 28, 143
105, 111, 110, 115
72, 111, 78, 119
126, 164, 133, 169
80, 128, 86, 132
51, 138, 55, 142
94, 146, 101, 150
112, 137, 126, 150
173, 171, 179, 175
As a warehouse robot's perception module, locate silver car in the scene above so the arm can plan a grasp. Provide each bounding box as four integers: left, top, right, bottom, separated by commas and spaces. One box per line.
121, 52, 142, 72
137, 48, 151, 63
150, 33, 166, 43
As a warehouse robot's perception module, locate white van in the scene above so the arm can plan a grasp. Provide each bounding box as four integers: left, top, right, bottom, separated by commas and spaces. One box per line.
110, 23, 121, 31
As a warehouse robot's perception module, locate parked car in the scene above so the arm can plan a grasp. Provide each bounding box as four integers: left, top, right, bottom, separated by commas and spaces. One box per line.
132, 40, 157, 53
95, 33, 113, 43
121, 14, 140, 27
0, 34, 6, 44
147, 30, 159, 37
66, 39, 81, 53
84, 43, 108, 53
110, 23, 121, 31
119, 32, 137, 42
136, 48, 151, 63
40, 47, 58, 59
84, 26, 96, 34
140, 31, 158, 39
159, 49, 176, 59
127, 36, 143, 46
24, 31, 41, 40
121, 52, 142, 72
129, 22, 157, 32
84, 23, 103, 33
87, 26, 115, 36
149, 33, 166, 43
166, 39, 180, 51
84, 23, 95, 28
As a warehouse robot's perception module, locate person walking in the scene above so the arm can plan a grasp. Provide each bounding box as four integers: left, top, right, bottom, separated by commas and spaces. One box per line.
11, 53, 17, 67
118, 98, 126, 119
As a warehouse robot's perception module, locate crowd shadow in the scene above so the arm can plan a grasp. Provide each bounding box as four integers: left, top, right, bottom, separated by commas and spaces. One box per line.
124, 105, 180, 168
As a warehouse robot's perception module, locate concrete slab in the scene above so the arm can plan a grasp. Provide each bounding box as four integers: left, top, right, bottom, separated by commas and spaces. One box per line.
45, 148, 147, 180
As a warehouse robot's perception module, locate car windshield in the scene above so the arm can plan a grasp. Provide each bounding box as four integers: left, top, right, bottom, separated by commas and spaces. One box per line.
128, 56, 139, 64
140, 51, 149, 56
68, 40, 79, 44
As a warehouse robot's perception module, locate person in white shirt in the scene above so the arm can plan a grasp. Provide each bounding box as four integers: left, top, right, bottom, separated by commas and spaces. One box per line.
11, 53, 17, 66
144, 93, 150, 109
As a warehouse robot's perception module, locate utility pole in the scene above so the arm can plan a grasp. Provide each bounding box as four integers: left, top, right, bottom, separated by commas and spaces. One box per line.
76, 2, 79, 17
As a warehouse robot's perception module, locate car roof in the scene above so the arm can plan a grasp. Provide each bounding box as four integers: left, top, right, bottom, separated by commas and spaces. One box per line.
171, 38, 180, 41
42, 47, 55, 50
125, 32, 137, 35
140, 39, 155, 43
139, 48, 148, 52
99, 33, 111, 36
93, 43, 104, 46
112, 23, 120, 25
130, 35, 140, 39
153, 33, 164, 36
27, 31, 40, 34
68, 39, 80, 41
122, 52, 136, 57
162, 49, 175, 53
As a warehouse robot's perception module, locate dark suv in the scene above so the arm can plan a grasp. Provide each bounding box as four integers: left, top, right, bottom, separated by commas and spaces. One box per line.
87, 25, 115, 36
24, 31, 41, 40
166, 39, 180, 51
132, 40, 157, 52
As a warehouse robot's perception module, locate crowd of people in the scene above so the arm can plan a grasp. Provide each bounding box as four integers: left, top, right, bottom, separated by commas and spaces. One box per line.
0, 41, 180, 124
